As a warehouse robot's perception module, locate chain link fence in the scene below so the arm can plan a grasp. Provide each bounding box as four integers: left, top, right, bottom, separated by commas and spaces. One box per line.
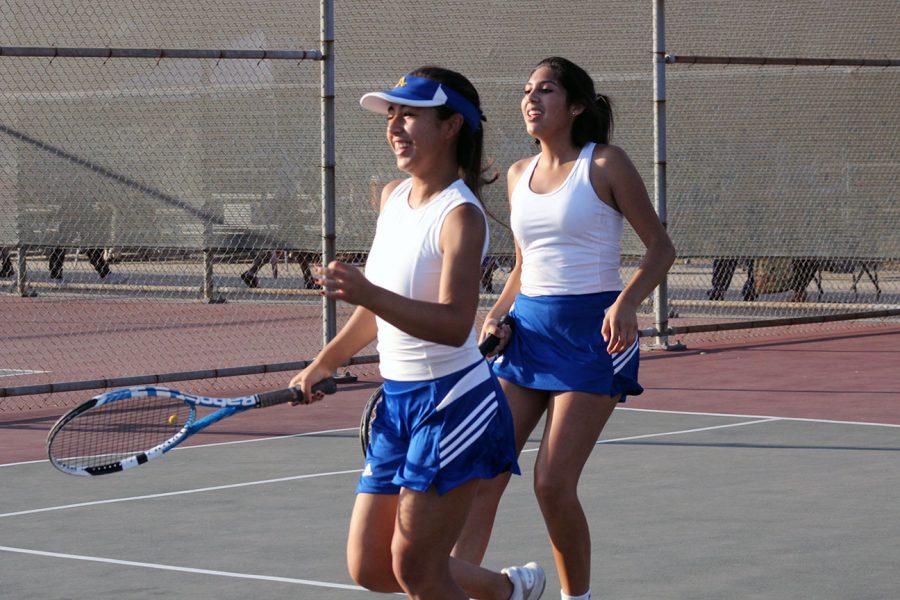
2, 1, 898, 410
1, 1, 329, 409
660, 1, 899, 346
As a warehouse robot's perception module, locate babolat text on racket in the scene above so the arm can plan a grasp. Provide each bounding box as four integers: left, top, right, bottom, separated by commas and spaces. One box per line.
48, 379, 337, 476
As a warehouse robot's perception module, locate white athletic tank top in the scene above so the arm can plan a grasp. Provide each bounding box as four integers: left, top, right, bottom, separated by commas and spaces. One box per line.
365, 178, 488, 380
511, 142, 624, 296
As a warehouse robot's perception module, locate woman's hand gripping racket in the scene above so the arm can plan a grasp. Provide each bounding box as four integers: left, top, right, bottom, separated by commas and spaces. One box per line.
358, 315, 514, 456
48, 379, 338, 476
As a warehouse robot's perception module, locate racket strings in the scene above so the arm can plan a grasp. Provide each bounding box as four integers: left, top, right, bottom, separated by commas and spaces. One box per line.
50, 397, 192, 469
367, 397, 381, 441
360, 390, 383, 455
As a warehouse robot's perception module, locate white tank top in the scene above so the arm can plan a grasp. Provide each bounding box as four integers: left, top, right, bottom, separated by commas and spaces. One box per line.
511, 142, 624, 296
364, 178, 488, 380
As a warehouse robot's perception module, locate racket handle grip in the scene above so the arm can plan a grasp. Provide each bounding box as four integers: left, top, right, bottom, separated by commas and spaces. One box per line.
256, 378, 338, 408
478, 314, 514, 356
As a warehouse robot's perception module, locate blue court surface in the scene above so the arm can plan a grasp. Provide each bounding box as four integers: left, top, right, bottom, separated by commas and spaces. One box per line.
2, 399, 898, 599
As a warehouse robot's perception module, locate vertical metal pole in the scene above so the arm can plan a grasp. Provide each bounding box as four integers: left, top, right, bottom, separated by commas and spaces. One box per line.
202, 248, 215, 302
652, 0, 674, 348
321, 0, 337, 344
16, 245, 29, 297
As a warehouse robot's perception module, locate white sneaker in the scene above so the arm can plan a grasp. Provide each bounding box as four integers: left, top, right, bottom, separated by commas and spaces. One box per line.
502, 561, 545, 600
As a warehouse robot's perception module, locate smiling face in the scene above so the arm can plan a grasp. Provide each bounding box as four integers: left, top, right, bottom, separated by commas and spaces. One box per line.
385, 103, 457, 175
521, 65, 581, 143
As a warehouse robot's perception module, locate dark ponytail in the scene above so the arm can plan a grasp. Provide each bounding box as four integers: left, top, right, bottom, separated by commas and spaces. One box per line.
409, 66, 497, 199
533, 57, 614, 147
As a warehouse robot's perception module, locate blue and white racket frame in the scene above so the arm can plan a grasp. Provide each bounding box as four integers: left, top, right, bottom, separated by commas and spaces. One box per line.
48, 379, 337, 476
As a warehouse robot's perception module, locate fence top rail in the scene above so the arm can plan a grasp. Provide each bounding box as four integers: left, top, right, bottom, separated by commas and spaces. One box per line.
0, 46, 323, 61
639, 308, 900, 339
0, 355, 379, 399
666, 54, 900, 68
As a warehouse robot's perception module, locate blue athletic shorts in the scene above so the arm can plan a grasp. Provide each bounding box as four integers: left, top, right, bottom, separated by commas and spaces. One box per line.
492, 291, 643, 401
357, 359, 520, 496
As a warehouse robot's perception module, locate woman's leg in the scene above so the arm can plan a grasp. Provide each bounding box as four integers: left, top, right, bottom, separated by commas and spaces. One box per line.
347, 492, 400, 592
240, 251, 272, 288
48, 247, 66, 279
453, 380, 550, 564
347, 487, 518, 599
0, 248, 14, 277
85, 248, 110, 277
534, 391, 618, 596
394, 481, 516, 599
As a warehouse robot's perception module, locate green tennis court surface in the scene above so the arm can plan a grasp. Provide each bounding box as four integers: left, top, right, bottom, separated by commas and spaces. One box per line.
2, 328, 898, 599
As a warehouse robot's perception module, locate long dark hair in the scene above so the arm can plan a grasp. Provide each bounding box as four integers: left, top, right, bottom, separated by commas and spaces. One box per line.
532, 57, 613, 147
409, 66, 497, 198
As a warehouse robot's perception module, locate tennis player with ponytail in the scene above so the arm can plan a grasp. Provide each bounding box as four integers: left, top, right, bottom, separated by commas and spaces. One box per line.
452, 57, 676, 600
290, 67, 544, 600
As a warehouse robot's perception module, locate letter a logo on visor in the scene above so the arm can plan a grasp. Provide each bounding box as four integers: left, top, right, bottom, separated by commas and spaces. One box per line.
360, 74, 483, 132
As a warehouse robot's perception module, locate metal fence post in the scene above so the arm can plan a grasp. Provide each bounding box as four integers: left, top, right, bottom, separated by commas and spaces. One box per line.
16, 245, 32, 297
202, 248, 216, 303
652, 0, 681, 350
321, 0, 337, 345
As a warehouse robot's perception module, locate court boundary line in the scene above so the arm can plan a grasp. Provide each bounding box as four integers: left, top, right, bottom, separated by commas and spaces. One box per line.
0, 469, 363, 519
0, 426, 359, 468
0, 419, 773, 519
518, 418, 779, 455
0, 545, 366, 593
4, 406, 897, 470
620, 407, 900, 428
598, 418, 778, 443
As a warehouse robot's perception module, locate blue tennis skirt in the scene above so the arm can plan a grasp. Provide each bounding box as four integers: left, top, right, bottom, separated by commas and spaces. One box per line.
492, 291, 643, 401
358, 360, 520, 496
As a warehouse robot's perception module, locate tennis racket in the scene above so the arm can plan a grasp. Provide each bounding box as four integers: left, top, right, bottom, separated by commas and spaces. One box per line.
359, 315, 514, 456
48, 379, 337, 476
